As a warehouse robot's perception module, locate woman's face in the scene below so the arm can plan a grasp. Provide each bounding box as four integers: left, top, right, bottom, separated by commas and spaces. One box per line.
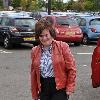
39, 29, 53, 46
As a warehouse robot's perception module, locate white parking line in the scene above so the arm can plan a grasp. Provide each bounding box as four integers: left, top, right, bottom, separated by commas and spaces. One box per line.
83, 65, 87, 67
83, 45, 95, 47
77, 53, 92, 55
0, 49, 13, 54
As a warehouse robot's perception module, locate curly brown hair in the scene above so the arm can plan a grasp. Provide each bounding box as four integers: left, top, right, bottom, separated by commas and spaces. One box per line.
35, 19, 56, 42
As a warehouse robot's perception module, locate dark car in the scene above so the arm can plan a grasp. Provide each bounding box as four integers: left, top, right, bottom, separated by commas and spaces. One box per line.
42, 15, 83, 46
0, 15, 37, 49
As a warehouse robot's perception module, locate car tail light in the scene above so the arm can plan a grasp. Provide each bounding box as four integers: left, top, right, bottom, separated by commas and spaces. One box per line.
75, 32, 81, 35
91, 28, 96, 32
75, 29, 82, 35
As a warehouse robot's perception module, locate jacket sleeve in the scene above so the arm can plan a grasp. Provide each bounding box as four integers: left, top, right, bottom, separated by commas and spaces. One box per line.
30, 47, 38, 99
61, 42, 76, 94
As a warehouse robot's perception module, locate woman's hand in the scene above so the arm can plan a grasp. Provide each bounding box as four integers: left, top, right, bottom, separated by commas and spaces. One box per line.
66, 91, 71, 95
33, 96, 39, 100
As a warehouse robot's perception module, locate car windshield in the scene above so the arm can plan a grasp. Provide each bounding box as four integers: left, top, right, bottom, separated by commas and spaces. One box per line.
90, 18, 100, 25
0, 17, 2, 25
15, 18, 36, 28
56, 17, 78, 26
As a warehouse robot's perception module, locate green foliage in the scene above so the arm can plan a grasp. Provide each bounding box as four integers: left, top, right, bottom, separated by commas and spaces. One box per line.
51, 0, 64, 11
83, 1, 94, 11
11, 0, 21, 8
0, 0, 2, 6
1, 0, 100, 12
0, 0, 3, 9
78, 0, 100, 11
28, 0, 38, 11
38, 0, 45, 9
20, 0, 28, 10
19, 0, 45, 11
67, 0, 75, 10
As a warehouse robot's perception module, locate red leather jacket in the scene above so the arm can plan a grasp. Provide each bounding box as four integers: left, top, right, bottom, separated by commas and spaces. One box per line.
31, 40, 76, 98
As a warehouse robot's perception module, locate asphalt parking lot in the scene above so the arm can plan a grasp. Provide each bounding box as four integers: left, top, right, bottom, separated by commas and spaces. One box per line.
0, 43, 100, 100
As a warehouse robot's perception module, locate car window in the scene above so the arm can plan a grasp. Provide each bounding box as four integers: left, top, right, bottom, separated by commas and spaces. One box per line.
8, 19, 14, 26
5, 18, 13, 26
46, 17, 54, 25
0, 17, 2, 21
30, 12, 41, 20
56, 17, 78, 26
0, 17, 2, 25
75, 17, 81, 25
1, 17, 10, 26
90, 18, 100, 25
79, 18, 86, 26
0, 17, 13, 26
15, 18, 36, 28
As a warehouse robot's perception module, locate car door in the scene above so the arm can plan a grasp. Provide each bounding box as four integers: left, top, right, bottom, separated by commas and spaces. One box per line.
89, 18, 100, 38
79, 18, 88, 34
0, 17, 4, 42
0, 17, 10, 42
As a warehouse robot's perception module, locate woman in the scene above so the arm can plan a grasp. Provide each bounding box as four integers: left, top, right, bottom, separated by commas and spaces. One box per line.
30, 19, 76, 100
91, 38, 100, 88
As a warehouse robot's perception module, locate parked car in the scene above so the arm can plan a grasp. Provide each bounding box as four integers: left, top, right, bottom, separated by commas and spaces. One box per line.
30, 11, 48, 20
76, 16, 100, 44
42, 15, 83, 46
91, 38, 100, 88
0, 15, 37, 49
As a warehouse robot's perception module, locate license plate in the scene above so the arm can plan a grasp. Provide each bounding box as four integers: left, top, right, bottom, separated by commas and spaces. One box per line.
61, 32, 65, 34
66, 32, 75, 35
23, 37, 35, 41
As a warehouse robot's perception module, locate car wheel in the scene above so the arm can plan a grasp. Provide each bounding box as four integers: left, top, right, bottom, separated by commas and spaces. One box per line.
74, 42, 81, 46
82, 35, 89, 45
4, 36, 12, 49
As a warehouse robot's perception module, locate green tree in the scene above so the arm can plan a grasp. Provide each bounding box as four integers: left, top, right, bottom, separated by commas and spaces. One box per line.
20, 0, 44, 11
51, 0, 58, 11
29, 0, 38, 11
83, 0, 93, 11
12, 0, 21, 8
51, 0, 64, 11
0, 0, 3, 10
38, 0, 45, 9
77, 0, 100, 11
67, 0, 75, 10
70, 1, 80, 11
92, 0, 100, 11
20, 0, 28, 10
25, 0, 32, 11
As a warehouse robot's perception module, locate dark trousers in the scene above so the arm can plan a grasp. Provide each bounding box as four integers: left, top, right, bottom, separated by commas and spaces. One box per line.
40, 77, 69, 100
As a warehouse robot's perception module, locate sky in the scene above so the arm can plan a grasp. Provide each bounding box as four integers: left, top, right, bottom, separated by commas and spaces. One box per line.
63, 0, 77, 3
